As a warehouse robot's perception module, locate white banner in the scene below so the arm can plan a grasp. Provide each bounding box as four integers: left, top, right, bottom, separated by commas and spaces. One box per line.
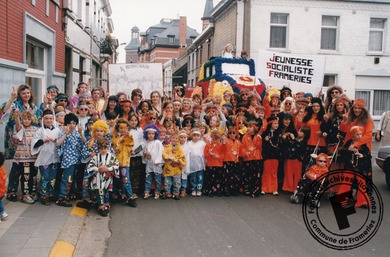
109, 63, 163, 99
256, 50, 326, 87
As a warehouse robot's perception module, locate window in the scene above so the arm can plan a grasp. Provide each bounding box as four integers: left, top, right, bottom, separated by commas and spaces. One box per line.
321, 16, 339, 50
355, 90, 390, 116
270, 13, 288, 48
373, 90, 390, 116
26, 40, 45, 70
323, 74, 337, 88
168, 36, 174, 44
369, 18, 386, 52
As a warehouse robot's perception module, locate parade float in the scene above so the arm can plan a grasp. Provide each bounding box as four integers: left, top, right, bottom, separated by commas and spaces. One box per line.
186, 57, 267, 100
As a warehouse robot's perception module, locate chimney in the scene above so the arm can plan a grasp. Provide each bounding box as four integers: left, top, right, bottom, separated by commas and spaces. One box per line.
179, 16, 187, 48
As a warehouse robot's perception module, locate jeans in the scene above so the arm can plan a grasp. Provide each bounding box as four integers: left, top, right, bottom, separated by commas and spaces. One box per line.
120, 167, 133, 198
59, 165, 75, 198
39, 163, 59, 197
164, 175, 181, 194
95, 188, 110, 206
188, 170, 204, 192
0, 197, 5, 214
145, 172, 162, 193
7, 162, 38, 195
180, 178, 187, 192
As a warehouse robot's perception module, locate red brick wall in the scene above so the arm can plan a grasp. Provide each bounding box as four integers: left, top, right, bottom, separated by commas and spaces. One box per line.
0, 0, 65, 73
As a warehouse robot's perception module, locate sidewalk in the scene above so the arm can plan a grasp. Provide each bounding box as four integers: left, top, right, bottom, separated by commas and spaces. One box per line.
0, 160, 88, 257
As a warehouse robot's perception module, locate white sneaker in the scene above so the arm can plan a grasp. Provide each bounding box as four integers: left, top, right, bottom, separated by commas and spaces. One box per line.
196, 191, 202, 197
0, 212, 8, 221
191, 191, 196, 196
261, 191, 266, 195
273, 191, 279, 196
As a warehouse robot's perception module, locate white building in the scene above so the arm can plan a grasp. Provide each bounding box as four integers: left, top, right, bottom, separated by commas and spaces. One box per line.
250, 0, 390, 121
63, 0, 115, 93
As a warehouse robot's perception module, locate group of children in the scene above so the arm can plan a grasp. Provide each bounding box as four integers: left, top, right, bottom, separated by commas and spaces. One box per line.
0, 83, 375, 219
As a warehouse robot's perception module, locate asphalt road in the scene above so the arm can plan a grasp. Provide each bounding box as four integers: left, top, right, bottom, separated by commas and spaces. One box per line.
101, 142, 390, 257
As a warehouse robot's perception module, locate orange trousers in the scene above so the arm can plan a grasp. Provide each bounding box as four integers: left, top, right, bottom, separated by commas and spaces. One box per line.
262, 159, 278, 193
282, 159, 302, 192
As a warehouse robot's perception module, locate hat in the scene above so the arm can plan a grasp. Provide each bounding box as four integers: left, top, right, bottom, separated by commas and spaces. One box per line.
92, 120, 109, 134
97, 138, 110, 148
42, 109, 54, 117
205, 103, 218, 113
236, 103, 248, 111
350, 126, 363, 135
296, 97, 309, 106
255, 105, 266, 112
191, 128, 201, 136
304, 93, 313, 98
222, 103, 233, 110
311, 97, 322, 105
280, 86, 292, 93
120, 99, 131, 106
353, 99, 366, 107
334, 96, 350, 105
47, 85, 59, 92
267, 115, 279, 123
246, 120, 260, 129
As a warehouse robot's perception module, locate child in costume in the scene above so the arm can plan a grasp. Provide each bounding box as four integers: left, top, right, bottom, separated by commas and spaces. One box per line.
31, 110, 62, 205
112, 118, 137, 207
87, 138, 119, 217
7, 110, 38, 204
142, 124, 164, 200
223, 126, 241, 196
179, 130, 190, 198
162, 132, 186, 200
56, 113, 84, 207
187, 128, 206, 196
204, 129, 225, 197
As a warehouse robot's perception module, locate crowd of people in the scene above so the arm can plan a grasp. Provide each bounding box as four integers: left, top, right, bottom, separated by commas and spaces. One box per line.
0, 80, 375, 217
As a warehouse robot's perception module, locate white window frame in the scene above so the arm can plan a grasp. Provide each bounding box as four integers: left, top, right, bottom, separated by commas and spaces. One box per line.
320, 16, 339, 51
368, 18, 386, 54
355, 89, 390, 119
269, 13, 288, 49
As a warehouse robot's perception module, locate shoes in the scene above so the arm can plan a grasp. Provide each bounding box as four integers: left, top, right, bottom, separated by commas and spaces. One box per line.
191, 191, 197, 196
76, 199, 92, 209
56, 198, 72, 207
196, 191, 202, 197
22, 195, 35, 204
0, 212, 8, 221
154, 193, 160, 200
31, 194, 39, 202
132, 193, 138, 199
180, 191, 187, 198
7, 193, 18, 202
127, 198, 137, 208
165, 192, 172, 198
272, 191, 279, 196
261, 191, 266, 195
40, 196, 51, 206
172, 194, 180, 200
143, 193, 150, 200
98, 206, 110, 217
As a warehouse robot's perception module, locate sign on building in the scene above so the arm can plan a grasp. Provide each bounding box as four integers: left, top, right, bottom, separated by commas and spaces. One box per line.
109, 63, 163, 99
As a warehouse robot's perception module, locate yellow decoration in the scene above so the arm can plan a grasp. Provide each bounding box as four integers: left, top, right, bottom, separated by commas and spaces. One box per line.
213, 80, 233, 105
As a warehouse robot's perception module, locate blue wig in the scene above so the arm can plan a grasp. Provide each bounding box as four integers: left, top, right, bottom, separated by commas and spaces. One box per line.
143, 124, 160, 140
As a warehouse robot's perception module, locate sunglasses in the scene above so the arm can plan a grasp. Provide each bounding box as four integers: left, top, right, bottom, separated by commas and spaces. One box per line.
185, 120, 192, 123
58, 99, 68, 102
80, 108, 88, 111
228, 131, 236, 134
285, 102, 292, 105
241, 94, 248, 96
318, 160, 327, 163
331, 91, 340, 95
149, 117, 157, 120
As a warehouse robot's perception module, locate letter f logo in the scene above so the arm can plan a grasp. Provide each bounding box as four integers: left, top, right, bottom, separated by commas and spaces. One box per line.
330, 191, 357, 230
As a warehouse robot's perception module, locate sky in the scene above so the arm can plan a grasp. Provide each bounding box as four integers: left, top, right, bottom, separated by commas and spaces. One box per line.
110, 0, 218, 63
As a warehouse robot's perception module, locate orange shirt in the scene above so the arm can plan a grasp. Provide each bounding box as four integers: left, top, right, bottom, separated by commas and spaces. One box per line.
305, 165, 328, 181
204, 141, 225, 167
240, 133, 263, 161
339, 119, 374, 152
299, 114, 326, 147
223, 139, 241, 163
